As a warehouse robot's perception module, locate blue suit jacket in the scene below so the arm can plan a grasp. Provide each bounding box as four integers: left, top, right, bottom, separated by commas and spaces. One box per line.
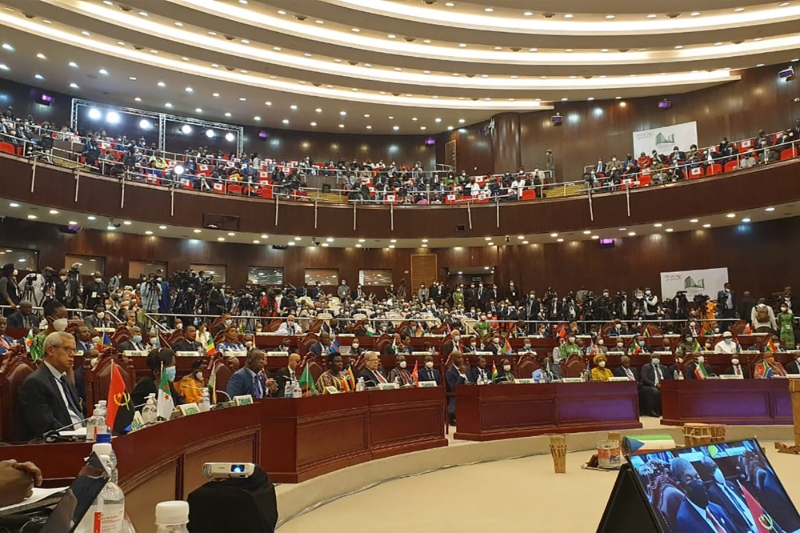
226, 367, 267, 399
418, 367, 441, 386
445, 366, 467, 392
675, 498, 735, 533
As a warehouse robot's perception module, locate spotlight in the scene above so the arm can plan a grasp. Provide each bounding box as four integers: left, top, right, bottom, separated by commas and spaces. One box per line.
106, 111, 121, 124
181, 125, 192, 134
88, 108, 102, 120
139, 119, 152, 129
205, 129, 215, 138
225, 132, 235, 142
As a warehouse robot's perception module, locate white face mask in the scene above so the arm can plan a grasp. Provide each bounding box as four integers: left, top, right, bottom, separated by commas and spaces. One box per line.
245, 341, 253, 348
503, 365, 511, 372
150, 337, 157, 345
652, 358, 661, 366
598, 339, 604, 346
425, 361, 434, 369
96, 312, 105, 319
696, 356, 705, 364
352, 344, 359, 349
195, 371, 204, 380
399, 361, 407, 369
724, 339, 732, 345
493, 338, 500, 344
732, 358, 740, 366
598, 361, 606, 368
568, 337, 575, 343
52, 318, 68, 332
617, 343, 624, 348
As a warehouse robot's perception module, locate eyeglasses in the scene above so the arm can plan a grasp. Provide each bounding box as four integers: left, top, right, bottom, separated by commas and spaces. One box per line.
55, 346, 77, 355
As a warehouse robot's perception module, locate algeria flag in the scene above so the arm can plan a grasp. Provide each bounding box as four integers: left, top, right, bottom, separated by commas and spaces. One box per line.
157, 364, 175, 419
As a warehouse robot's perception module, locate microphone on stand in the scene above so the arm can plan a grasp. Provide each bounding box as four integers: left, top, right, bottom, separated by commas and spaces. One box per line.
34, 401, 151, 443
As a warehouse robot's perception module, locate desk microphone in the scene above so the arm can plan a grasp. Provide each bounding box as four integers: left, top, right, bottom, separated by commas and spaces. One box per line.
34, 401, 150, 443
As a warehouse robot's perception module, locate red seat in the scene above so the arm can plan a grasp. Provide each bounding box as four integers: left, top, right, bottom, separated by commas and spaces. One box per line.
724, 161, 738, 173
521, 189, 537, 200
228, 183, 243, 195
212, 182, 226, 194
0, 142, 15, 155
780, 148, 798, 161
639, 174, 652, 187
706, 164, 723, 176
688, 167, 704, 179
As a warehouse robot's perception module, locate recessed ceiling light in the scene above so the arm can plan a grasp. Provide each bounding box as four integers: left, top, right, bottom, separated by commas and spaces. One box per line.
339, 124, 345, 128
458, 43, 467, 48
563, 13, 573, 18
217, 237, 225, 241
757, 63, 765, 67
69, 83, 79, 89
138, 11, 148, 16
445, 2, 454, 6
715, 42, 723, 46
290, 105, 298, 110
158, 225, 167, 230
619, 228, 627, 231
358, 239, 366, 243
0, 64, 8, 71
734, 7, 745, 11
224, 112, 232, 117
87, 215, 96, 220
277, 10, 286, 15
185, 87, 193, 93
393, 126, 399, 131
36, 53, 45, 59
726, 213, 736, 218
355, 244, 362, 248
690, 218, 699, 223
27, 214, 37, 219
556, 238, 564, 242
68, 220, 77, 225
165, 103, 172, 108
145, 230, 153, 235
702, 224, 711, 228
134, 97, 141, 102
34, 74, 43, 80
254, 116, 261, 121
550, 233, 558, 238
122, 220, 132, 225
193, 229, 201, 233
366, 125, 372, 129
261, 234, 269, 239
628, 232, 636, 236
195, 108, 202, 113
1, 44, 13, 51
282, 119, 289, 124
690, 11, 701, 16
310, 122, 317, 126
666, 228, 674, 232
591, 235, 599, 240
647, 14, 657, 18
288, 242, 296, 246
48, 209, 59, 215
675, 45, 684, 49
174, 22, 183, 27
654, 223, 663, 227
351, 28, 360, 32
765, 207, 775, 212
741, 218, 751, 223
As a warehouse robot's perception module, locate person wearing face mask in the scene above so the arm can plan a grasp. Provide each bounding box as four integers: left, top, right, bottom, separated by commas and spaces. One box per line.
242, 333, 255, 351
640, 353, 668, 416
0, 263, 21, 316
608, 320, 629, 337
533, 354, 562, 383
176, 359, 206, 404
82, 272, 108, 311
212, 314, 233, 336
777, 304, 795, 348
488, 335, 505, 356
611, 339, 627, 354
276, 339, 293, 353
698, 457, 759, 533
561, 335, 581, 360
642, 288, 659, 320
217, 326, 246, 355
83, 304, 110, 331
686, 353, 716, 380
173, 326, 202, 353
754, 350, 787, 379
347, 339, 364, 357
6, 300, 37, 330
629, 335, 650, 356
418, 354, 441, 385
724, 353, 750, 378
518, 339, 535, 354
276, 314, 303, 336
686, 320, 700, 338
30, 300, 69, 362
713, 331, 738, 355
751, 298, 777, 333
668, 350, 686, 380
275, 353, 301, 397
670, 457, 736, 533
442, 329, 462, 357
445, 352, 469, 424
494, 358, 515, 384
469, 356, 491, 384
388, 354, 415, 386
118, 326, 147, 353
132, 348, 183, 411
462, 336, 479, 354
590, 354, 613, 382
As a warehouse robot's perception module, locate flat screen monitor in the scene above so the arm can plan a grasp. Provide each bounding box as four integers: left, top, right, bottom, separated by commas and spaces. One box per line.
626, 438, 800, 533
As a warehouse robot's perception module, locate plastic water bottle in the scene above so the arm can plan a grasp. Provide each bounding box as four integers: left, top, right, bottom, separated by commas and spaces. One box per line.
198, 389, 211, 412
355, 377, 366, 392
98, 400, 108, 419
293, 381, 302, 398
142, 394, 157, 424
284, 381, 293, 398
96, 433, 117, 473
155, 501, 190, 533
76, 445, 125, 532
86, 406, 107, 443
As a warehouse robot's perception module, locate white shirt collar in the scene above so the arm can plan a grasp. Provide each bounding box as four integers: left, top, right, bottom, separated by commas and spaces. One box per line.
43, 360, 64, 380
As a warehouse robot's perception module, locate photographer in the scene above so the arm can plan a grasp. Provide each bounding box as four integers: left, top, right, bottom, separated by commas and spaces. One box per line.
139, 273, 161, 315
63, 263, 82, 309
82, 271, 108, 310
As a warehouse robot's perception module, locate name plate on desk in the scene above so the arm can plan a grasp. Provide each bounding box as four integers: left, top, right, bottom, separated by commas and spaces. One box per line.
266, 351, 286, 357
515, 378, 534, 384
225, 350, 248, 358
608, 377, 631, 382
474, 351, 493, 356
178, 403, 200, 415
561, 377, 584, 383
123, 350, 149, 357
175, 351, 200, 358
377, 383, 400, 390
411, 351, 433, 356
417, 381, 438, 388
234, 395, 254, 406
323, 386, 341, 394
719, 374, 744, 380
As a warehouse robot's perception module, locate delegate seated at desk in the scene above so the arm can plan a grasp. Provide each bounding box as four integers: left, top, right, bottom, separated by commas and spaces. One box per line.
275, 315, 303, 336
132, 348, 184, 410
317, 352, 347, 392
172, 325, 203, 353
227, 349, 275, 398
275, 353, 301, 397
469, 356, 491, 384
417, 355, 441, 385
613, 355, 640, 383
357, 351, 389, 387
117, 326, 147, 353
16, 332, 85, 440
533, 354, 562, 383
724, 355, 750, 378
754, 352, 787, 378
590, 353, 613, 381
686, 355, 717, 379
388, 354, 415, 386
494, 359, 515, 384
217, 326, 247, 354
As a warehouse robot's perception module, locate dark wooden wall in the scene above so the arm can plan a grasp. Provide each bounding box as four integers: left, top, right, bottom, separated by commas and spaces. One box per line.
436, 66, 800, 180
0, 215, 795, 301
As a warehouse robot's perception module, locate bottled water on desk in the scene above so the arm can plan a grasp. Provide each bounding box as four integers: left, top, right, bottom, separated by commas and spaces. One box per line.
96, 433, 117, 472
142, 393, 157, 424
284, 381, 294, 398
155, 501, 190, 533
198, 389, 211, 412
76, 441, 126, 533
86, 406, 107, 443
98, 400, 108, 418
293, 381, 302, 398
355, 377, 366, 392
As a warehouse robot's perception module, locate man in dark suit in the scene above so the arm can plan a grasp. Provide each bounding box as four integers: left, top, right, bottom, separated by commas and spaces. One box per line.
357, 351, 388, 388
274, 353, 300, 398
640, 354, 669, 417
613, 355, 641, 383
445, 351, 468, 425
699, 457, 758, 533
670, 457, 736, 533
74, 326, 94, 355
16, 331, 84, 440
724, 355, 751, 378
418, 354, 441, 385
226, 349, 274, 399
308, 331, 332, 359
786, 356, 800, 375
716, 283, 737, 333
117, 326, 147, 353
172, 326, 203, 353
468, 356, 490, 384
6, 300, 37, 330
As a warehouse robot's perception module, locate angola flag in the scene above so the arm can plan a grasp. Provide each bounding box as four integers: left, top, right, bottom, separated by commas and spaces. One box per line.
107, 363, 134, 434
739, 481, 777, 533
298, 364, 317, 396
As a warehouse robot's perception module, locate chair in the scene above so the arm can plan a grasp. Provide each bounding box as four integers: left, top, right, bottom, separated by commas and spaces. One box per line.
706, 163, 723, 176
112, 326, 131, 348
0, 348, 37, 442
780, 148, 798, 161
688, 167, 704, 179
561, 354, 586, 378
209, 356, 235, 397
0, 142, 16, 155
642, 324, 662, 337
166, 329, 184, 347
515, 354, 536, 379
297, 334, 318, 357
374, 334, 393, 355
85, 350, 136, 411
723, 161, 739, 173
728, 320, 748, 337
264, 319, 282, 333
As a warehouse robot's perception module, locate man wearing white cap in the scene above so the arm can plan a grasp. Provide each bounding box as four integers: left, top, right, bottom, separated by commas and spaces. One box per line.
713, 331, 738, 355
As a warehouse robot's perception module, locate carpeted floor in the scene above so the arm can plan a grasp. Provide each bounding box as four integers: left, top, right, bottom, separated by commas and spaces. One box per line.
277, 434, 800, 533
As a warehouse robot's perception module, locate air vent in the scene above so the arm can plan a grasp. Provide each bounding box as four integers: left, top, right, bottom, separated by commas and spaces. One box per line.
456, 225, 466, 231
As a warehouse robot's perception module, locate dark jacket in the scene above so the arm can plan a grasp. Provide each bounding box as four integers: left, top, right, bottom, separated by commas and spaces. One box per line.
16, 363, 83, 440
357, 367, 387, 388
613, 365, 641, 383
132, 375, 182, 411
274, 367, 296, 398
417, 366, 441, 386
6, 310, 36, 330
640, 363, 669, 387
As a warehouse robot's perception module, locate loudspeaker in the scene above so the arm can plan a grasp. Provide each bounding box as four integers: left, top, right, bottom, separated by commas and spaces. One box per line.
187, 465, 277, 532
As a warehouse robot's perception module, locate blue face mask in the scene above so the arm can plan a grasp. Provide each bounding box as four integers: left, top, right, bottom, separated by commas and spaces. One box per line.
165, 366, 176, 382
132, 334, 142, 344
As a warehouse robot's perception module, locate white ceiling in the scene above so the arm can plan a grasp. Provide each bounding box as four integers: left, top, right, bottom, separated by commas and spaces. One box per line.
0, 0, 797, 133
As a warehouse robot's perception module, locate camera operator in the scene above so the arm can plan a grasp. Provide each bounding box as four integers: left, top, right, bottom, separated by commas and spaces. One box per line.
83, 271, 108, 310
643, 288, 659, 321
595, 289, 614, 321
236, 288, 256, 331
615, 291, 630, 320
668, 291, 689, 321
207, 283, 225, 316
139, 273, 161, 316
63, 263, 83, 309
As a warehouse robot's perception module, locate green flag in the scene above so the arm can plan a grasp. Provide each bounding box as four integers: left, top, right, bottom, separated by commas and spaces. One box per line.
298, 364, 317, 397
157, 363, 174, 418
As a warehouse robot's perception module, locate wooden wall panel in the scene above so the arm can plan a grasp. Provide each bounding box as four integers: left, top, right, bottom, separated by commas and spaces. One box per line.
410, 254, 437, 291
1, 214, 798, 302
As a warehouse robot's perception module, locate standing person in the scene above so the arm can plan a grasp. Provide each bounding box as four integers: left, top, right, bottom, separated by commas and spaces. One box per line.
82, 272, 108, 311
545, 149, 555, 177
751, 298, 777, 333
777, 303, 795, 348
716, 283, 737, 333
0, 264, 20, 317
445, 351, 468, 425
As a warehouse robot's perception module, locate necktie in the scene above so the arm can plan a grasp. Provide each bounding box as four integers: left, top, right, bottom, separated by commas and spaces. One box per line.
59, 375, 82, 416
654, 366, 661, 386
626, 367, 634, 381
375, 370, 387, 384
253, 375, 262, 398
734, 365, 740, 376
705, 509, 726, 533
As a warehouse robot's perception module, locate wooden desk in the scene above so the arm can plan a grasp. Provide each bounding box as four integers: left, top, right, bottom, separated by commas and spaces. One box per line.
660, 379, 793, 426
0, 405, 261, 533
260, 387, 447, 483
454, 382, 642, 441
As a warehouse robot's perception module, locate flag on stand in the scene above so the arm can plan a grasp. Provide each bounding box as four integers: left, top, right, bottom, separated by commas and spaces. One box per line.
558, 326, 567, 339
744, 323, 752, 335
586, 339, 596, 356
415, 324, 425, 337
157, 363, 174, 419
491, 360, 498, 382
629, 343, 641, 356
736, 340, 742, 354
331, 339, 340, 353
24, 329, 34, 348
643, 327, 651, 338
207, 363, 218, 404
341, 375, 352, 392
298, 364, 317, 396
411, 360, 419, 383
765, 338, 778, 353
107, 363, 134, 434
320, 321, 331, 335
97, 332, 112, 351
445, 323, 452, 335
691, 339, 702, 353
503, 339, 513, 355
694, 362, 710, 379
739, 481, 777, 533
755, 361, 774, 379
205, 336, 216, 356
346, 365, 356, 390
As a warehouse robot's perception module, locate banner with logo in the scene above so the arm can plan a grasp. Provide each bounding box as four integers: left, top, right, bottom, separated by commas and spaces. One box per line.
633, 121, 698, 156
659, 267, 729, 300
